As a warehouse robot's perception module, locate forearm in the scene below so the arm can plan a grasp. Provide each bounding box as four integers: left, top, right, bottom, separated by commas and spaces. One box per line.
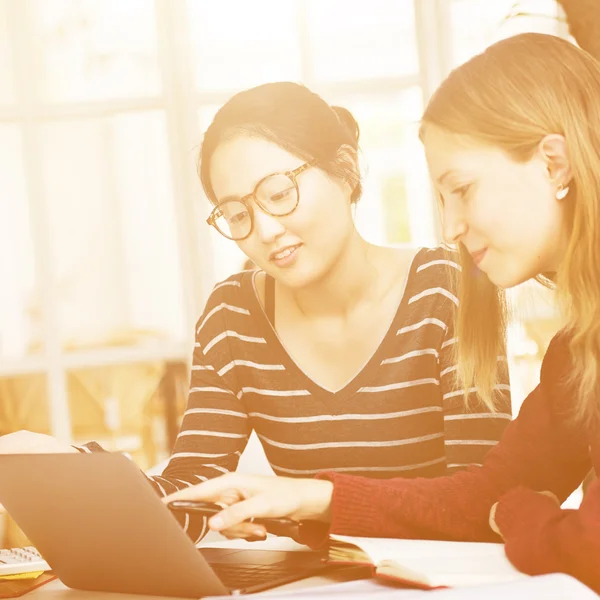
497, 481, 600, 594
319, 466, 505, 542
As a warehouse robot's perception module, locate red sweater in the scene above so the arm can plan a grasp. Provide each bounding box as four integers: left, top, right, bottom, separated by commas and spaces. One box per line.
312, 334, 600, 593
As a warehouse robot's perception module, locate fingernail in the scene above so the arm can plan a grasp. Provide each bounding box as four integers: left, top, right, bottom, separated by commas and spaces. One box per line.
252, 528, 266, 538
209, 516, 224, 529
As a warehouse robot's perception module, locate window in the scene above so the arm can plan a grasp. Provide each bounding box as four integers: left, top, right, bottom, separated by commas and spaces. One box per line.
305, 0, 418, 83
9, 0, 559, 445
0, 125, 36, 359
188, 0, 302, 93
449, 0, 568, 68
29, 0, 160, 102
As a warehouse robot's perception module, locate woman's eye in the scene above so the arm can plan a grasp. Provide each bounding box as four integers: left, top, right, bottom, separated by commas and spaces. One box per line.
453, 184, 471, 198
270, 188, 293, 202
228, 211, 249, 224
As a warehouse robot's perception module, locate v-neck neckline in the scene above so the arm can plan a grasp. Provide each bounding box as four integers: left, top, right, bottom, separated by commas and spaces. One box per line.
242, 252, 418, 400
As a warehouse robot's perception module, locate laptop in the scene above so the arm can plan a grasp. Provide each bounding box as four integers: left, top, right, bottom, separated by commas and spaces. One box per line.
0, 452, 347, 597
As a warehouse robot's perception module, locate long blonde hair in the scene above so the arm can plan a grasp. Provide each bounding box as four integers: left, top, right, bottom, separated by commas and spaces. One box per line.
420, 33, 600, 424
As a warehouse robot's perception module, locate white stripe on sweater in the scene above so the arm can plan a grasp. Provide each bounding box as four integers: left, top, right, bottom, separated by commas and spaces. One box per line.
440, 365, 457, 377
444, 439, 498, 446
381, 348, 439, 365
237, 387, 311, 399
270, 456, 447, 475
408, 287, 458, 306
197, 303, 250, 333
441, 337, 457, 349
218, 360, 285, 377
212, 280, 241, 292
248, 406, 441, 423
443, 384, 510, 401
444, 412, 512, 421
358, 378, 439, 394
151, 476, 167, 497
177, 430, 247, 439
417, 259, 461, 273
189, 386, 235, 396
258, 431, 443, 451
183, 408, 248, 419
203, 331, 267, 355
170, 451, 242, 460
397, 318, 448, 335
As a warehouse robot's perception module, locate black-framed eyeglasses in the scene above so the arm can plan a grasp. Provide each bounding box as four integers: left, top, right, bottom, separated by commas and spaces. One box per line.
206, 161, 315, 241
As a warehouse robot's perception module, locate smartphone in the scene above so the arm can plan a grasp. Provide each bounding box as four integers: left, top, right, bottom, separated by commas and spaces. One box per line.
167, 500, 302, 541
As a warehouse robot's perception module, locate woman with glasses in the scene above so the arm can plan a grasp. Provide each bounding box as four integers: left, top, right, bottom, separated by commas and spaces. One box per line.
0, 82, 510, 543
161, 81, 510, 541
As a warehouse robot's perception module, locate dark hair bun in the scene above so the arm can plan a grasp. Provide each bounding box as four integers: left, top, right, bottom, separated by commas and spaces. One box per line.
331, 105, 360, 145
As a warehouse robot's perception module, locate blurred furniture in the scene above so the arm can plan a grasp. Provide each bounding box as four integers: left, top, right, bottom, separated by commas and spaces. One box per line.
0, 345, 190, 548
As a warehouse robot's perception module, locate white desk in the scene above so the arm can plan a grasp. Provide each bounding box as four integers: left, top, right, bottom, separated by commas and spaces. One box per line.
23, 539, 598, 600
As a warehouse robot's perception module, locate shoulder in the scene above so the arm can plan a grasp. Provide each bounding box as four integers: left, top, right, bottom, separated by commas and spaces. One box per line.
195, 271, 255, 340
404, 245, 461, 298
410, 244, 461, 278
540, 332, 572, 389
202, 271, 251, 310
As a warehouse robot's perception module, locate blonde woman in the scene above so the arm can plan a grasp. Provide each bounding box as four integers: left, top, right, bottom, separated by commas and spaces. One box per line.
165, 34, 600, 594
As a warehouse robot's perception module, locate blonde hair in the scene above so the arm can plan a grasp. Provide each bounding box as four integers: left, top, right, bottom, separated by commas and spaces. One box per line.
420, 33, 600, 424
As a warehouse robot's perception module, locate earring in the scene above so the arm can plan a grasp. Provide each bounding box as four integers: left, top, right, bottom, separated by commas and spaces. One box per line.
556, 184, 569, 200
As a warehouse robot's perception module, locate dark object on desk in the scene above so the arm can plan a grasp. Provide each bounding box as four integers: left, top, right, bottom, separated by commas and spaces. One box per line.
168, 500, 303, 542
0, 453, 349, 598
0, 573, 57, 599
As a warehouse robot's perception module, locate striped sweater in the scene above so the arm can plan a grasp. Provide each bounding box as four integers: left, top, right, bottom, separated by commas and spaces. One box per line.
143, 246, 511, 541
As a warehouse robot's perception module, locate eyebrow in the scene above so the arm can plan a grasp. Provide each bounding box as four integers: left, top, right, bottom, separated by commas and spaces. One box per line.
436, 170, 455, 185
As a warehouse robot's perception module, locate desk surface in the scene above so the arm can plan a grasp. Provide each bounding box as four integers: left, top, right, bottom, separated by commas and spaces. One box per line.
27, 568, 370, 599
25, 538, 370, 600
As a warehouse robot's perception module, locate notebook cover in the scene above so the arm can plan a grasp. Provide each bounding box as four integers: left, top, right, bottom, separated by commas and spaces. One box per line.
0, 573, 57, 598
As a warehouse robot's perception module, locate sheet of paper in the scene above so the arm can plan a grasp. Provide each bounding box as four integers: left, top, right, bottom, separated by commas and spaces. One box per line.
212, 573, 596, 600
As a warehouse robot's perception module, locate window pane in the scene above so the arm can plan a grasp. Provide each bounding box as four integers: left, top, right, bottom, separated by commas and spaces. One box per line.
39, 111, 186, 350
449, 0, 564, 68
0, 126, 39, 359
0, 0, 14, 104
324, 88, 436, 246
307, 0, 418, 82
188, 0, 301, 93
30, 0, 160, 102
68, 361, 188, 468
0, 374, 49, 434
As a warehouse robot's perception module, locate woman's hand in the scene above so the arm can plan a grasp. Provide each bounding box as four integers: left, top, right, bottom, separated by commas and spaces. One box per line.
162, 472, 333, 540
0, 430, 78, 455
489, 490, 559, 538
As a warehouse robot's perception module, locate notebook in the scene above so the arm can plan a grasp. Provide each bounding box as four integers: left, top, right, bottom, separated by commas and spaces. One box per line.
0, 573, 57, 599
327, 535, 528, 589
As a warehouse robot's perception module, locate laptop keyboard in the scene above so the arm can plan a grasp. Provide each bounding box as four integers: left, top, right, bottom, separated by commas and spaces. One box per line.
210, 562, 316, 591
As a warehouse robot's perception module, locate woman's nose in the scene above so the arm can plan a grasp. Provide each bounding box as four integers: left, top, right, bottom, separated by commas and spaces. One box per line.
441, 204, 467, 244
253, 206, 286, 243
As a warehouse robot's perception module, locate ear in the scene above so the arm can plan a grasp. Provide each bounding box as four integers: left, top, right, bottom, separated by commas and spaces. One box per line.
537, 134, 572, 190
333, 144, 360, 196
